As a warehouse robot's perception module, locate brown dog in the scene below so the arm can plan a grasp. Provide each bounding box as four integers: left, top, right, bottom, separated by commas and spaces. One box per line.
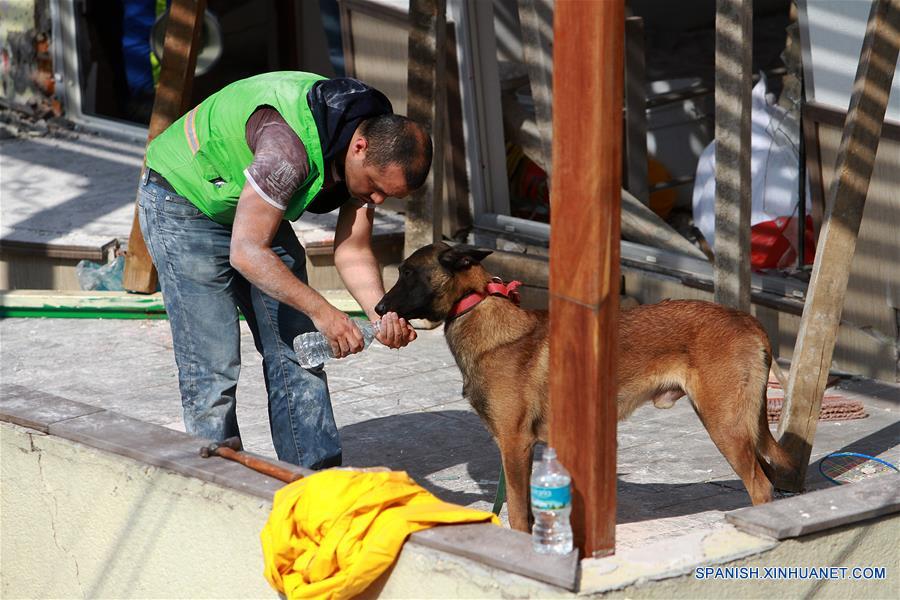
375, 242, 796, 531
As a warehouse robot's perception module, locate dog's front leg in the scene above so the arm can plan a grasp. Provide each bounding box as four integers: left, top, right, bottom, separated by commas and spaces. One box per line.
498, 436, 535, 532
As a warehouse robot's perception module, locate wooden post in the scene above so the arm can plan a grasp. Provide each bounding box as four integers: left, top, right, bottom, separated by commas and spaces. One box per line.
404, 0, 446, 258
549, 0, 622, 558
713, 0, 752, 312
624, 16, 649, 205
517, 0, 554, 177
123, 0, 207, 293
443, 23, 473, 238
776, 0, 900, 490
800, 98, 826, 242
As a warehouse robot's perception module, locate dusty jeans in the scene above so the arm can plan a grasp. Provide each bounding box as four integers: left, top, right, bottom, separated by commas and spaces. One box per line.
137, 172, 341, 469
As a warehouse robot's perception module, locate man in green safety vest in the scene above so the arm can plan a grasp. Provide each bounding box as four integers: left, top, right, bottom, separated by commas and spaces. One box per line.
138, 72, 431, 468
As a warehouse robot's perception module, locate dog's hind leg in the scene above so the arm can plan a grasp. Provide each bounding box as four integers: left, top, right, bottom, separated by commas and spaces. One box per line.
703, 419, 773, 504
497, 435, 535, 532
690, 382, 774, 505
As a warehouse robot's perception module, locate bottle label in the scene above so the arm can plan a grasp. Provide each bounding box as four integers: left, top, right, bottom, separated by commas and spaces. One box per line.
531, 484, 571, 510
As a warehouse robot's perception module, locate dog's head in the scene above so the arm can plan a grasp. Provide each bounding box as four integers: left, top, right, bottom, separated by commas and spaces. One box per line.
375, 242, 493, 322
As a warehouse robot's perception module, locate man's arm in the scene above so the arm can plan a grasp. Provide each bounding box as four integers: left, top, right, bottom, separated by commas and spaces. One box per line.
333, 201, 383, 320
333, 201, 416, 348
230, 186, 364, 358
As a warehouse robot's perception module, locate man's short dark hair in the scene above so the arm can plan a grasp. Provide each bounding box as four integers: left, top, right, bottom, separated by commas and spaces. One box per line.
359, 114, 433, 191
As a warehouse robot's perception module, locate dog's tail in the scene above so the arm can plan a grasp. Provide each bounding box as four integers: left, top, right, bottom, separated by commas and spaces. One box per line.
755, 405, 798, 489
755, 342, 799, 490
770, 360, 788, 390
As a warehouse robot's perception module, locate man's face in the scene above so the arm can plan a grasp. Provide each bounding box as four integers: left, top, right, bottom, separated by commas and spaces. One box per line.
343, 135, 412, 205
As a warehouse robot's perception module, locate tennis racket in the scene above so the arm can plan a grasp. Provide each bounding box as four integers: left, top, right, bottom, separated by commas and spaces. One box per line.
818, 451, 899, 485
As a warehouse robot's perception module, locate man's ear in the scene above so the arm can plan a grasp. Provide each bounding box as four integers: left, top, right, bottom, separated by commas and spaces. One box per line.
438, 244, 493, 271
351, 134, 368, 157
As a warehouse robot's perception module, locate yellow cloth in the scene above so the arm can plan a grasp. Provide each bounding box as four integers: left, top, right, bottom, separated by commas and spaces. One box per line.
260, 469, 500, 600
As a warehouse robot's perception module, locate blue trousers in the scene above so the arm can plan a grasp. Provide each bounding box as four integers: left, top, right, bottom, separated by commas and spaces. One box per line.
137, 175, 342, 469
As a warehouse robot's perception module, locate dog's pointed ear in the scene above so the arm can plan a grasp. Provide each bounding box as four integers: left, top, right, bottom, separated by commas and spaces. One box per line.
438, 244, 493, 271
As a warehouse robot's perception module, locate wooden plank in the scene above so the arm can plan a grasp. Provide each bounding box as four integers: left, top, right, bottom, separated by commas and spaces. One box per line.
713, 0, 752, 312
411, 524, 579, 591
624, 16, 649, 205
805, 100, 900, 142
776, 0, 900, 491
123, 0, 207, 293
801, 102, 826, 241
516, 0, 554, 176
443, 22, 473, 238
0, 290, 165, 311
726, 473, 900, 539
621, 189, 709, 260
403, 0, 446, 258
549, 0, 622, 558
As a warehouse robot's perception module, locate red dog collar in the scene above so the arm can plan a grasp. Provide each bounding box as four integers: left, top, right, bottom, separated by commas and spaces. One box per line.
447, 277, 522, 320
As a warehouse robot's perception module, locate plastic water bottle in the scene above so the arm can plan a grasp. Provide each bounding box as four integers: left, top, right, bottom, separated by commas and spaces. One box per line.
531, 446, 574, 555
75, 256, 125, 291
293, 319, 381, 368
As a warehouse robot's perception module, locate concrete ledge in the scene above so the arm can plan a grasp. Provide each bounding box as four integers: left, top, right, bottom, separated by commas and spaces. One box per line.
0, 386, 579, 593
0, 384, 305, 500
580, 525, 777, 594
725, 473, 900, 539
1, 420, 277, 598
0, 384, 103, 433
0, 234, 118, 261
7, 385, 895, 597
411, 523, 579, 591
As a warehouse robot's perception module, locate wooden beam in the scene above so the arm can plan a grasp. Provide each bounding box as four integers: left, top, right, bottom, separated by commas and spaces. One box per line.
123, 0, 206, 293
621, 190, 709, 261
404, 0, 447, 258
800, 102, 826, 241
776, 0, 900, 491
624, 16, 649, 205
443, 23, 473, 238
516, 0, 554, 177
713, 0, 752, 312
549, 0, 622, 558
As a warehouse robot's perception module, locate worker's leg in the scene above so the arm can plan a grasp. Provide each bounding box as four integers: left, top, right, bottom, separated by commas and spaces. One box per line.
137, 177, 242, 442
238, 221, 341, 469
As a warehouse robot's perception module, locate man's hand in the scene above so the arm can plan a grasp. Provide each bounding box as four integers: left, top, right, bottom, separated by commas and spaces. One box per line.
376, 311, 417, 349
310, 303, 365, 359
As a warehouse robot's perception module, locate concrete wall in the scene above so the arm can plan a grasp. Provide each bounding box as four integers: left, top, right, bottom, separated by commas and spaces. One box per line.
1, 423, 276, 598
605, 515, 899, 599
1, 417, 576, 598
3, 402, 896, 599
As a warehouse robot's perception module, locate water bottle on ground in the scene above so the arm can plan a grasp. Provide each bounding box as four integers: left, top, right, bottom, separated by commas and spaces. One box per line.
531, 446, 574, 555
293, 319, 381, 368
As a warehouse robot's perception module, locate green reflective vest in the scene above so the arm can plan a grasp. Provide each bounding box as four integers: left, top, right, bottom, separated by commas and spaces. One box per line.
145, 71, 326, 224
